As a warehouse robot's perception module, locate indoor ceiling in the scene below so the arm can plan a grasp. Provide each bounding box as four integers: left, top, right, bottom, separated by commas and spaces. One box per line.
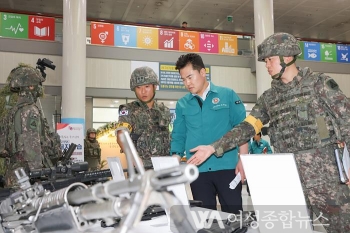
0, 0, 350, 43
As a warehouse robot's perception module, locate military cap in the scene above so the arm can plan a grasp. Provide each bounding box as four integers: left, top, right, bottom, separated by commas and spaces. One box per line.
130, 66, 159, 91
87, 128, 97, 135
9, 64, 44, 92
257, 32, 301, 62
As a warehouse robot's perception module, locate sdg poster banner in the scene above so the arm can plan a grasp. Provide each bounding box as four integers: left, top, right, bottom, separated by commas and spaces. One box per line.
336, 45, 350, 63
0, 12, 28, 39
303, 42, 320, 61
28, 15, 55, 41
57, 123, 84, 162
158, 62, 211, 91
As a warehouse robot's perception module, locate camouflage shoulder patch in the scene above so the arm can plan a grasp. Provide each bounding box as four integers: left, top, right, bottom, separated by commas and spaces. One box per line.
325, 79, 339, 91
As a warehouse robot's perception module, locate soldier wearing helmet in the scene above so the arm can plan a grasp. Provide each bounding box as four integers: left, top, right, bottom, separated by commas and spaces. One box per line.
1, 64, 55, 187
189, 32, 350, 232
84, 128, 101, 170
116, 66, 170, 168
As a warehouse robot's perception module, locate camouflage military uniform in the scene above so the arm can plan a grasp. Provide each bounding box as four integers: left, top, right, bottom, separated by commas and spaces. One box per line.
2, 65, 56, 187
118, 100, 170, 167
84, 128, 101, 170
117, 66, 171, 168
210, 33, 350, 232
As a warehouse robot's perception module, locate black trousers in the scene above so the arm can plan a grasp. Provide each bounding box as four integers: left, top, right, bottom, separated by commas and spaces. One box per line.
190, 169, 242, 214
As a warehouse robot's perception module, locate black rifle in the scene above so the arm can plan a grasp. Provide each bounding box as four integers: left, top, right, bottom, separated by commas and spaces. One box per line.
29, 166, 112, 191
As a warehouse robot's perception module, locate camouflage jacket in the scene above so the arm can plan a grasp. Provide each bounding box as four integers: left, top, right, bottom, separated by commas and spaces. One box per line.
118, 100, 171, 164
212, 67, 350, 156
9, 97, 44, 170
84, 138, 101, 159
2, 96, 60, 169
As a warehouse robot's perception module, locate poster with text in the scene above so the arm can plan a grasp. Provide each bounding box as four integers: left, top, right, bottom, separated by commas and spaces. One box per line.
0, 13, 28, 39
218, 34, 238, 55
159, 62, 211, 91
158, 29, 179, 51
303, 42, 320, 61
179, 31, 199, 52
199, 32, 218, 53
336, 45, 349, 63
137, 27, 159, 50
57, 123, 84, 162
114, 24, 137, 48
28, 15, 55, 41
90, 22, 114, 46
320, 43, 336, 62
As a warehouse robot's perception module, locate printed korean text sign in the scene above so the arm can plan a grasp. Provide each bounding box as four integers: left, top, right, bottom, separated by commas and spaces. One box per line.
137, 27, 159, 50
336, 45, 350, 63
158, 29, 179, 51
57, 123, 84, 162
199, 32, 218, 54
90, 22, 114, 46
28, 16, 55, 41
179, 31, 199, 52
303, 42, 320, 61
320, 43, 336, 62
159, 62, 211, 91
159, 63, 187, 91
0, 13, 28, 39
114, 24, 137, 48
218, 34, 238, 56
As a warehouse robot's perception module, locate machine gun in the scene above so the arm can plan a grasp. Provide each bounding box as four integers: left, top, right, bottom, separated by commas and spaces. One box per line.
0, 129, 199, 233
26, 142, 113, 191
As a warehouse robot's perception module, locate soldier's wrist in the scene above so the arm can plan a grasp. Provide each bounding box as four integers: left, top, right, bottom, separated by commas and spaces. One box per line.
211, 143, 223, 157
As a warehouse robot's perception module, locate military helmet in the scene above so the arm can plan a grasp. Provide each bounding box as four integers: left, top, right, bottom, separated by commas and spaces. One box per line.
87, 128, 97, 135
9, 64, 45, 92
130, 66, 159, 91
257, 32, 301, 62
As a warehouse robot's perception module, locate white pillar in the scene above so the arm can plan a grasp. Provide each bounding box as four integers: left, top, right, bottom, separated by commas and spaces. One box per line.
62, 0, 86, 125
254, 0, 274, 97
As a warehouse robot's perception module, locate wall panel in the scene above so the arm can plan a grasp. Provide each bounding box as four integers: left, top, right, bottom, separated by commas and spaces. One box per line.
86, 58, 130, 88
211, 66, 257, 94
0, 52, 62, 86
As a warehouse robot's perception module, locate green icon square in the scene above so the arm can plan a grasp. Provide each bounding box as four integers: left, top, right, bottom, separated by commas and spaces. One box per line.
320, 43, 336, 62
0, 13, 28, 39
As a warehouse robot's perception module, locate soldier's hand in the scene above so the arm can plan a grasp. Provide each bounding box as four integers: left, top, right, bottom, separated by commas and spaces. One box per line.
188, 145, 215, 166
235, 158, 246, 183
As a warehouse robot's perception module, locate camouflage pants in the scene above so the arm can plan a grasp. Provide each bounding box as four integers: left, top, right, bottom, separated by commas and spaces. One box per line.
307, 182, 350, 233
294, 146, 350, 233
